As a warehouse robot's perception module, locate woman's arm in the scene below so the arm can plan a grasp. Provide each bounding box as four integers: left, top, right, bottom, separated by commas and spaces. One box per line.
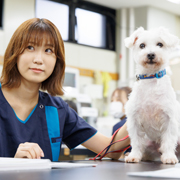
82, 122, 130, 160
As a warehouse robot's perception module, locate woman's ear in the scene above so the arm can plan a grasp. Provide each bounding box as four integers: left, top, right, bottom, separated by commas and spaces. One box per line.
124, 27, 144, 49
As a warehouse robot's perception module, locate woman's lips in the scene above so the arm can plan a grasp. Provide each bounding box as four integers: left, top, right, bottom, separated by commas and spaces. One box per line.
30, 68, 44, 73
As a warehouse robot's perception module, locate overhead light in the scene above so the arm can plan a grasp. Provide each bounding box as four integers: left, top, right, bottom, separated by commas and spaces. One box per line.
167, 0, 180, 4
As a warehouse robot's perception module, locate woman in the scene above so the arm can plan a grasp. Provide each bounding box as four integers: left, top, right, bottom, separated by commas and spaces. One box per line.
110, 87, 131, 133
0, 18, 130, 161
110, 87, 132, 155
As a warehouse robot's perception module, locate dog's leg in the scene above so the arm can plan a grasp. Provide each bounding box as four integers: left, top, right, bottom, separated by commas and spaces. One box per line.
159, 117, 179, 164
125, 118, 146, 163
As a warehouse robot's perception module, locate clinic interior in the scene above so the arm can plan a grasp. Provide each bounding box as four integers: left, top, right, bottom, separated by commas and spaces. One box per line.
0, 0, 180, 139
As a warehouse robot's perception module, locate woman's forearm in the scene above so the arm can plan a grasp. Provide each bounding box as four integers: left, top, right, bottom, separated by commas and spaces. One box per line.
82, 122, 130, 160
107, 122, 130, 159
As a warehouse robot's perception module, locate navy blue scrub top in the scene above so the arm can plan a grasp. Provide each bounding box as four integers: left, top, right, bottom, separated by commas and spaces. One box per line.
0, 87, 97, 161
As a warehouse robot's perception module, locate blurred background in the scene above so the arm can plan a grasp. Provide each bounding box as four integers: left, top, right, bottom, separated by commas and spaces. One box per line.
0, 0, 180, 138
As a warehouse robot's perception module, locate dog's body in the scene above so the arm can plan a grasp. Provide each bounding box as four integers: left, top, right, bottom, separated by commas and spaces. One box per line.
124, 27, 180, 164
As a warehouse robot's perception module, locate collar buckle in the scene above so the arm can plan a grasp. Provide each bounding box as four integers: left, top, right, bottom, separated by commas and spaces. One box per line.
136, 75, 140, 81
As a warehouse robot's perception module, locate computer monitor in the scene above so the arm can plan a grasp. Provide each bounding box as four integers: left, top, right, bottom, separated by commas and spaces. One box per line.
63, 67, 80, 97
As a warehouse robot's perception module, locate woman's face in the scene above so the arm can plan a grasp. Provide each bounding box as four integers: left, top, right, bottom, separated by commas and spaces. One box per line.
17, 39, 56, 86
111, 90, 128, 113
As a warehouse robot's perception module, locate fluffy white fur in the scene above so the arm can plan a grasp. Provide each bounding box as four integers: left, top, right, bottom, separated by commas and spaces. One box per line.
124, 27, 180, 164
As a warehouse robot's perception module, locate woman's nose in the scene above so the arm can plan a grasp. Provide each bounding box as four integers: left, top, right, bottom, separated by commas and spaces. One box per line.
33, 51, 43, 64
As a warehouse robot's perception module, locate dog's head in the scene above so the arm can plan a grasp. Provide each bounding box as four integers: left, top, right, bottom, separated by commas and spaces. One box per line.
125, 27, 180, 73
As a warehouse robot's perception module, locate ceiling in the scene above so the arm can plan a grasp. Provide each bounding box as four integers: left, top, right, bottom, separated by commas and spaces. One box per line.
85, 0, 180, 16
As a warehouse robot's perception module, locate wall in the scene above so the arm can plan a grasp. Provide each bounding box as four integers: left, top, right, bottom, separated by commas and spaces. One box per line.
134, 7, 148, 29
147, 6, 178, 35
0, 31, 3, 55
2, 0, 35, 53
175, 16, 180, 37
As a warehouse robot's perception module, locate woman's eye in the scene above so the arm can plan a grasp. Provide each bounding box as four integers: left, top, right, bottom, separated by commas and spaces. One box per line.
157, 42, 163, 48
27, 46, 34, 50
139, 43, 145, 49
45, 48, 53, 53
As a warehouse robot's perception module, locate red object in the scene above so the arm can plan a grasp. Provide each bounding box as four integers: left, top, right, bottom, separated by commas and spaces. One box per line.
89, 127, 130, 160
119, 54, 122, 60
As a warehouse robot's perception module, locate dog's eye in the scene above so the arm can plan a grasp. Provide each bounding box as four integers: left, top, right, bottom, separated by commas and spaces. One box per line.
157, 42, 163, 47
139, 43, 145, 49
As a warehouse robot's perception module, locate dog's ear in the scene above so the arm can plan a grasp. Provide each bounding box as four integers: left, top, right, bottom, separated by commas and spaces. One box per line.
159, 27, 180, 49
124, 27, 144, 48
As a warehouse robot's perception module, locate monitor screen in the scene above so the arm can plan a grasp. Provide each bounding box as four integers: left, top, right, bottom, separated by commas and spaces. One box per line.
63, 67, 79, 97
64, 72, 76, 87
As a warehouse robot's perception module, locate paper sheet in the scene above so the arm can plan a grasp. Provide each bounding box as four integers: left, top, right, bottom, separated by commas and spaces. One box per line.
0, 158, 51, 171
51, 162, 97, 169
0, 158, 97, 171
127, 163, 180, 179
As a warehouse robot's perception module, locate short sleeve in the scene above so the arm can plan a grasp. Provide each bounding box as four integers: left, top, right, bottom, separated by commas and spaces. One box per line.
62, 102, 97, 150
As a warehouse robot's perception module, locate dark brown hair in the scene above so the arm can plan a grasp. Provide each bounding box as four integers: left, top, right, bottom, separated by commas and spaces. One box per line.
1, 18, 65, 96
111, 87, 132, 101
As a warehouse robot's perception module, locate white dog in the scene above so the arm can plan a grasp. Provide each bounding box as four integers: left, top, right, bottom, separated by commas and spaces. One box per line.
124, 27, 180, 164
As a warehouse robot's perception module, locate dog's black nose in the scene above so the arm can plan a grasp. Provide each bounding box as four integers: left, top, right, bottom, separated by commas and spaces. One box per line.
147, 53, 155, 60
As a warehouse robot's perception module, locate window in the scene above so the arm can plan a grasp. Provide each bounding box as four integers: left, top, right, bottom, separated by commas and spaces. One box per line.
75, 8, 106, 48
0, 0, 4, 28
36, 0, 69, 40
35, 0, 116, 51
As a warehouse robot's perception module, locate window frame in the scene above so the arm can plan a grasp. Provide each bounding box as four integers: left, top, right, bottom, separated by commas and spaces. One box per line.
45, 0, 116, 51
0, 0, 4, 29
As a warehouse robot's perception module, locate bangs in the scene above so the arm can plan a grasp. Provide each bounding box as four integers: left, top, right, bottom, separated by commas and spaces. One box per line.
21, 19, 58, 53
28, 30, 55, 47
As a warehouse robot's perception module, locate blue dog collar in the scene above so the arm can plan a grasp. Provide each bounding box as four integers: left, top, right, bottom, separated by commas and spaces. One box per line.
136, 69, 166, 81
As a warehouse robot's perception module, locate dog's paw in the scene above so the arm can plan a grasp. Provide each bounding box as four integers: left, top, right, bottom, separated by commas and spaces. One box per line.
125, 154, 141, 163
161, 153, 179, 164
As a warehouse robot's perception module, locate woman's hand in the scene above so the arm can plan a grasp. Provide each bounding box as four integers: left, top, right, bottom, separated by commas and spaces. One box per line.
14, 142, 44, 159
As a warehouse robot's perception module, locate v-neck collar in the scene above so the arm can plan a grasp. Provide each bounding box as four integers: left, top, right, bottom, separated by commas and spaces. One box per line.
12, 104, 38, 124
0, 84, 39, 124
